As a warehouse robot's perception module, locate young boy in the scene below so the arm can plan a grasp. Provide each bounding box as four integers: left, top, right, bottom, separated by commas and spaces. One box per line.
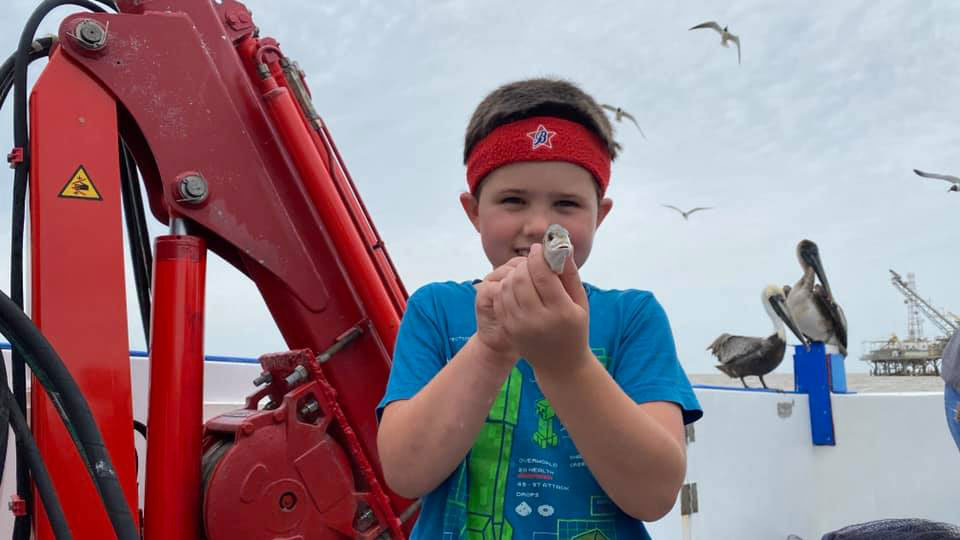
377, 78, 702, 539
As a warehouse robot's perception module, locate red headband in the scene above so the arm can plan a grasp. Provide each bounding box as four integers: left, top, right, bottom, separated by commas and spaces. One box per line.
465, 116, 611, 195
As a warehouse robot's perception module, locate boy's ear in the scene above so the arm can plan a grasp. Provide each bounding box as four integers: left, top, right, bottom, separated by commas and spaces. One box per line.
459, 192, 481, 232
596, 197, 613, 228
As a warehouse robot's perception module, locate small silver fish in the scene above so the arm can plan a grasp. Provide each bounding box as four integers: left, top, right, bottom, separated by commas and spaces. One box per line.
543, 224, 572, 274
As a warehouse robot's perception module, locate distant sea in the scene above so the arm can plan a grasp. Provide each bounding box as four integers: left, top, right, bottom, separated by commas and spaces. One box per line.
689, 373, 945, 393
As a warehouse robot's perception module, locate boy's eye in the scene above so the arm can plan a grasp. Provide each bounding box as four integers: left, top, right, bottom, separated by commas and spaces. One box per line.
555, 200, 579, 208
501, 197, 524, 205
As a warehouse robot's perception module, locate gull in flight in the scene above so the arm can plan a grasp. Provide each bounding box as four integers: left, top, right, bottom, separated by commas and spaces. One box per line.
600, 104, 646, 138
689, 21, 741, 64
662, 205, 714, 220
913, 169, 959, 192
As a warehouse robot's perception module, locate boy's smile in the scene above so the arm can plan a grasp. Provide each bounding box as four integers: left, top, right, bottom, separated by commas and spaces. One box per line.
460, 161, 613, 269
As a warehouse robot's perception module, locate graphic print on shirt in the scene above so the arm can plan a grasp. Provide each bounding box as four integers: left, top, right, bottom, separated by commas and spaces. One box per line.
514, 348, 618, 540
441, 365, 522, 539
443, 348, 620, 539
534, 399, 558, 449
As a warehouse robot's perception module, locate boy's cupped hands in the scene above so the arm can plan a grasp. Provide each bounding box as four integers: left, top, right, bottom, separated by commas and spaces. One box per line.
475, 243, 591, 377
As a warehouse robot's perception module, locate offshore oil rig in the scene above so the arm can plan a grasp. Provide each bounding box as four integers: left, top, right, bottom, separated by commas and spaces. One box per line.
860, 270, 959, 376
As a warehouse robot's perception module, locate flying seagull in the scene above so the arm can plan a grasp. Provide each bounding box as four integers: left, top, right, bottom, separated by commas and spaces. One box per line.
662, 205, 714, 220
689, 21, 741, 64
913, 169, 959, 192
601, 104, 646, 138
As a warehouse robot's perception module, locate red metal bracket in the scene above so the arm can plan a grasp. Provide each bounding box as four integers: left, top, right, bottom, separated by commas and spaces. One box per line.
7, 147, 23, 168
8, 495, 26, 517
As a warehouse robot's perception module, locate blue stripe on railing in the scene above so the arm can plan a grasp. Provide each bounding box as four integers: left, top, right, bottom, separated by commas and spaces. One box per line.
692, 384, 803, 395
0, 342, 260, 365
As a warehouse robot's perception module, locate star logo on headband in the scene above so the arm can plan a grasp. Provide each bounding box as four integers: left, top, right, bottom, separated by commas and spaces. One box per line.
527, 124, 557, 150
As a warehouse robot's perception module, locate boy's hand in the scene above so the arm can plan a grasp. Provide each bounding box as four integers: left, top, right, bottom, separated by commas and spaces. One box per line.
496, 243, 591, 376
474, 257, 524, 366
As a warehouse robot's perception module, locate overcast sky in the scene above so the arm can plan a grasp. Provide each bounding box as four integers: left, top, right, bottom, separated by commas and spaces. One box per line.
1, 0, 958, 375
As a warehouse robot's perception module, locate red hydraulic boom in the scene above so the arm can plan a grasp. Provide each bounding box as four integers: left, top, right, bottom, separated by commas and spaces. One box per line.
18, 0, 416, 537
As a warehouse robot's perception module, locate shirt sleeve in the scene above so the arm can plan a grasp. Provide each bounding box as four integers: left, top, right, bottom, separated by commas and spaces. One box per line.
376, 284, 448, 421
613, 292, 703, 424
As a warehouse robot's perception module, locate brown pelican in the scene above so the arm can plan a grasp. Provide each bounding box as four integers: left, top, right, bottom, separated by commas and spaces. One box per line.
661, 205, 714, 221
600, 104, 646, 138
785, 239, 848, 356
689, 21, 741, 64
708, 285, 810, 389
913, 169, 960, 192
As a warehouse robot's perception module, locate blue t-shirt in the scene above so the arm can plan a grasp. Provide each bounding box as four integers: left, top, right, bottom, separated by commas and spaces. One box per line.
378, 281, 702, 540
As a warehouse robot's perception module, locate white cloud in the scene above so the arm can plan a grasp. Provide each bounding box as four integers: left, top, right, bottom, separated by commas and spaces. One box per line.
0, 0, 956, 376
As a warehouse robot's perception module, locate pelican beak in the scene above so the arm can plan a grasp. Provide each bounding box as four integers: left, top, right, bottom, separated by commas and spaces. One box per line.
770, 293, 810, 351
801, 243, 833, 300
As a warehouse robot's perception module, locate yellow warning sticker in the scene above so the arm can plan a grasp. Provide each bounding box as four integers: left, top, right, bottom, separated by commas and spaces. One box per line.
59, 165, 102, 200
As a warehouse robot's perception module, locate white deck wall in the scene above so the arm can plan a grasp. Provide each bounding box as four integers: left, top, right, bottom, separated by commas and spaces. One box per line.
1, 352, 957, 539
648, 388, 959, 539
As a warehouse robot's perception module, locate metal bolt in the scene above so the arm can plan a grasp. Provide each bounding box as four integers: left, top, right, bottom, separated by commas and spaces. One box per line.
278, 492, 297, 511
284, 365, 309, 388
177, 174, 208, 204
300, 400, 320, 417
225, 8, 253, 31
75, 20, 107, 50
253, 371, 272, 386
355, 507, 376, 531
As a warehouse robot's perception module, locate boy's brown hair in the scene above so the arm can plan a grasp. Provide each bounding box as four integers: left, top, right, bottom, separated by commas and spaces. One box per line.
463, 78, 621, 165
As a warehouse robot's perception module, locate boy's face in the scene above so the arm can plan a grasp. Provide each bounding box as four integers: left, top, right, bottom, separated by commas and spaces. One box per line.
460, 161, 613, 269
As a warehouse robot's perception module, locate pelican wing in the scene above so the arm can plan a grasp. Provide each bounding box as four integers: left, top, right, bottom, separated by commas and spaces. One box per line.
813, 284, 848, 352
661, 204, 684, 215
601, 104, 618, 113
690, 21, 723, 33
712, 334, 786, 378
913, 169, 960, 184
686, 206, 714, 215
730, 34, 741, 64
708, 333, 762, 365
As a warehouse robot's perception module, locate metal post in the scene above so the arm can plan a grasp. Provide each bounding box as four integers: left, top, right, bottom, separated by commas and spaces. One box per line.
793, 343, 836, 446
145, 233, 206, 539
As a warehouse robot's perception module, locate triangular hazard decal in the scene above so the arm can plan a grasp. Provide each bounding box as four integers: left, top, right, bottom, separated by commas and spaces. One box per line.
59, 165, 102, 200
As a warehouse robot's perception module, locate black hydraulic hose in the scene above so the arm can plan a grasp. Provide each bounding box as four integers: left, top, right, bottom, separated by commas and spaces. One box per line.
0, 385, 72, 539
132, 420, 146, 477
8, 3, 122, 539
0, 359, 9, 491
133, 420, 146, 440
12, 5, 109, 315
0, 39, 54, 120
0, 36, 54, 537
119, 139, 152, 345
0, 41, 53, 485
0, 290, 138, 539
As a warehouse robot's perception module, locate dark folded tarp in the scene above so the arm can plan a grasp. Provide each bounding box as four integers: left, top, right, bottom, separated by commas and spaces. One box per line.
823, 519, 960, 540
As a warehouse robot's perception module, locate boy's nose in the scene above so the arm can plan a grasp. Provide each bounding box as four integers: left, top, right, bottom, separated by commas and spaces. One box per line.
522, 214, 550, 241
